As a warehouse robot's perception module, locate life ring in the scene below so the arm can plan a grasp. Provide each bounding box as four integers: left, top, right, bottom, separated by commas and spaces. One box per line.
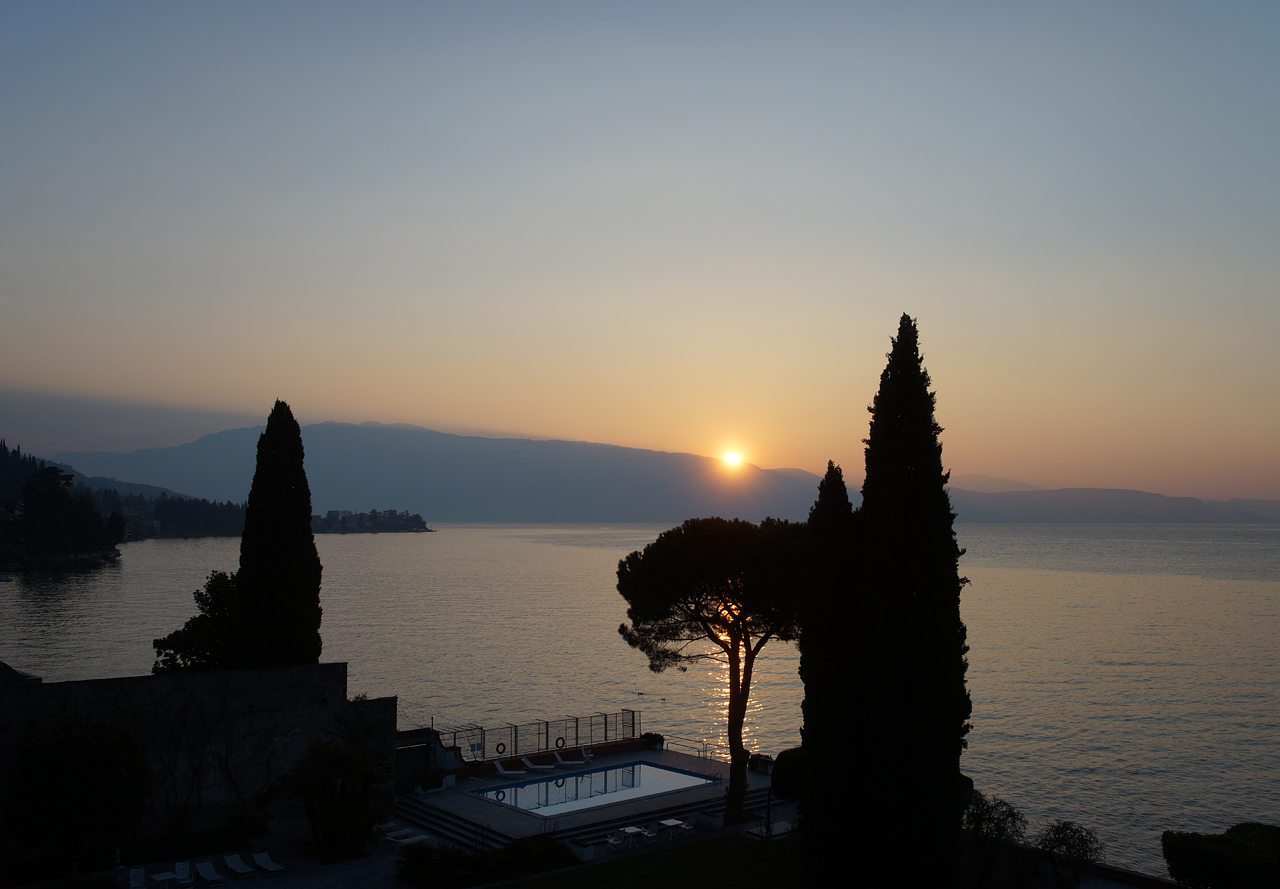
555, 778, 565, 788
555, 737, 565, 748
495, 790, 505, 802
496, 742, 506, 755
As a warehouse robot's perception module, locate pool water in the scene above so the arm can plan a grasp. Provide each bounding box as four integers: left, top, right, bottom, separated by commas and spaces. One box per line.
475, 761, 715, 816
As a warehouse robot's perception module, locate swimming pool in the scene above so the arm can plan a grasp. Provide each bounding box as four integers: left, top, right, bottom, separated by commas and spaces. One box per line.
475, 762, 715, 816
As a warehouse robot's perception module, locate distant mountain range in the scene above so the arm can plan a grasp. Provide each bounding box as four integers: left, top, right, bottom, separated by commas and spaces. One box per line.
58, 423, 825, 523
55, 423, 1278, 524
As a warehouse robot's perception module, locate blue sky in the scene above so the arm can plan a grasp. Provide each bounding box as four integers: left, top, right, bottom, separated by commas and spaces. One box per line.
2, 2, 1278, 498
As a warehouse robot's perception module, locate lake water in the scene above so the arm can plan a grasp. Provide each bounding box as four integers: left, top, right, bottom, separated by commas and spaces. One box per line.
2, 522, 1277, 873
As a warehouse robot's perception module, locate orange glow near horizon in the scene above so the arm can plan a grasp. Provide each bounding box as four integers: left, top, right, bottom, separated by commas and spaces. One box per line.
724, 453, 742, 465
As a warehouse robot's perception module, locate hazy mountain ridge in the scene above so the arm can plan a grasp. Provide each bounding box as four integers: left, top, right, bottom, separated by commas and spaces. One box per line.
946, 487, 1275, 524
56, 424, 1277, 524
59, 423, 825, 523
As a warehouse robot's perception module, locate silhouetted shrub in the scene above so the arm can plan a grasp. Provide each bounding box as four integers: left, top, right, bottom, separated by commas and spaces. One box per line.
286, 737, 392, 857
1036, 819, 1104, 862
771, 746, 803, 802
963, 790, 1027, 844
1162, 823, 1280, 889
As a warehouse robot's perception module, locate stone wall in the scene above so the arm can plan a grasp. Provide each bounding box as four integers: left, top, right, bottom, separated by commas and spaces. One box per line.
0, 662, 396, 836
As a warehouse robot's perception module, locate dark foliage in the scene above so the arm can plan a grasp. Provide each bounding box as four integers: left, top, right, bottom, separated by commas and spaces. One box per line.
0, 438, 42, 505
153, 400, 322, 671
617, 516, 805, 820
7, 718, 149, 881
286, 737, 392, 857
153, 493, 246, 537
798, 460, 855, 872
152, 570, 242, 672
237, 400, 323, 666
771, 746, 803, 802
1162, 823, 1280, 889
849, 314, 972, 887
963, 790, 1027, 844
1035, 820, 1105, 863
21, 465, 112, 557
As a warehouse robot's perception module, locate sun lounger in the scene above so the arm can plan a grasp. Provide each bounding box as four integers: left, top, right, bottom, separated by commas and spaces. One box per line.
252, 852, 283, 876
521, 756, 555, 773
195, 861, 225, 887
492, 759, 527, 779
221, 855, 253, 880
383, 828, 418, 843
394, 834, 435, 849
554, 749, 587, 768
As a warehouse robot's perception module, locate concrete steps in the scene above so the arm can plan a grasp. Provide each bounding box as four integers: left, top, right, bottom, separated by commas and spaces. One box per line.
394, 795, 516, 853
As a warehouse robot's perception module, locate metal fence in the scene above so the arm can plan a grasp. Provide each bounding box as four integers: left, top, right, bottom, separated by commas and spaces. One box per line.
437, 709, 642, 762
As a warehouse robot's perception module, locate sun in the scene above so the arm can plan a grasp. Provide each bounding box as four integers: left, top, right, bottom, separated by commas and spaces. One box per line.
724, 453, 741, 465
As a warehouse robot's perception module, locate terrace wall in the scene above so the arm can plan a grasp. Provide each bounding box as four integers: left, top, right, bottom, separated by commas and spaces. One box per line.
0, 662, 396, 836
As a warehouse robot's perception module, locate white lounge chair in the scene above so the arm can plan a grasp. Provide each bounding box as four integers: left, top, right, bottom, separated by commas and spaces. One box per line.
252, 852, 283, 876
492, 759, 527, 779
222, 855, 253, 880
553, 750, 587, 768
195, 861, 225, 887
395, 834, 436, 849
175, 861, 194, 888
129, 868, 146, 889
579, 746, 595, 761
521, 756, 555, 773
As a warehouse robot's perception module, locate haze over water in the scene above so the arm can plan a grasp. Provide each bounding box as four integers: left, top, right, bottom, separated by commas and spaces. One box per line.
2, 522, 1277, 873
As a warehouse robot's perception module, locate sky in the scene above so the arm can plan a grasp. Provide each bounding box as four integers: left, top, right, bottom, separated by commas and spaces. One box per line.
2, 2, 1278, 500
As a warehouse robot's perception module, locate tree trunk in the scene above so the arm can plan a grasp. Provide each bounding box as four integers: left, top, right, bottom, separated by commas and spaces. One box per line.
724, 643, 748, 821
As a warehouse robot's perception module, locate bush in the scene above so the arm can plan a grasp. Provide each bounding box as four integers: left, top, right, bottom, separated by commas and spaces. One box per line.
286, 737, 392, 857
771, 746, 803, 802
1162, 823, 1280, 889
963, 790, 1027, 844
1036, 820, 1104, 863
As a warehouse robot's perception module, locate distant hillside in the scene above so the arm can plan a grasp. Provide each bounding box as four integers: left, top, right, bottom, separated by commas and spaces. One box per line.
58, 426, 1278, 524
948, 474, 1045, 494
59, 423, 825, 523
947, 487, 1274, 523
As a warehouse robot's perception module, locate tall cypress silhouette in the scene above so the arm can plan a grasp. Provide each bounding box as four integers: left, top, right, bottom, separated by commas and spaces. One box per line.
856, 314, 971, 887
236, 400, 323, 666
799, 460, 856, 881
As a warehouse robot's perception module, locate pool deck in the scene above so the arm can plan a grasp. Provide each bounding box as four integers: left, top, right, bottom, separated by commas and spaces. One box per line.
420, 747, 747, 840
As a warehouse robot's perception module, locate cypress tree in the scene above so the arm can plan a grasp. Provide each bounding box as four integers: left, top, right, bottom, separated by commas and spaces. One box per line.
855, 314, 971, 887
153, 399, 322, 671
236, 399, 323, 666
799, 460, 857, 881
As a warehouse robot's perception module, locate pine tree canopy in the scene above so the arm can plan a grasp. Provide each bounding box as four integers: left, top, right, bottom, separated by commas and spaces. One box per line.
617, 516, 804, 820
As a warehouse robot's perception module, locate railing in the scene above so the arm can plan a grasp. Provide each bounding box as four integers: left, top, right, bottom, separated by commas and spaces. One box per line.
662, 734, 731, 761
438, 709, 643, 762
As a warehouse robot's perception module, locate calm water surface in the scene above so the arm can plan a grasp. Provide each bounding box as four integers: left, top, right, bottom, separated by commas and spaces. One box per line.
2, 522, 1277, 873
